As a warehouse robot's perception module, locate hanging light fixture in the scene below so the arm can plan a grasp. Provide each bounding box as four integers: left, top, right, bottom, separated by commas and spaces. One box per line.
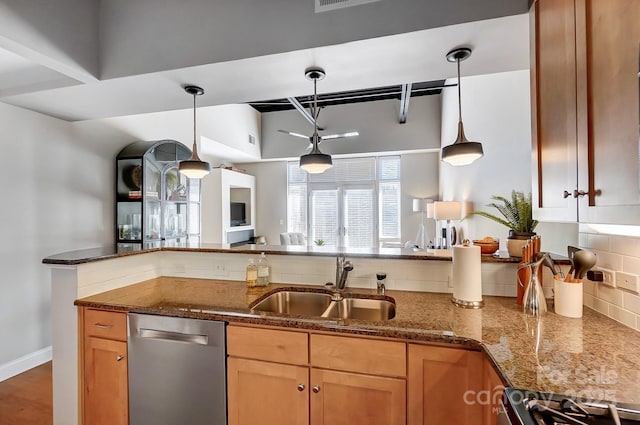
179, 85, 211, 179
299, 66, 333, 174
441, 48, 484, 166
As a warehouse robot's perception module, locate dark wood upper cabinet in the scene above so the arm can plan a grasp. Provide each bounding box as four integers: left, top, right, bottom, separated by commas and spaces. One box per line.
531, 0, 640, 224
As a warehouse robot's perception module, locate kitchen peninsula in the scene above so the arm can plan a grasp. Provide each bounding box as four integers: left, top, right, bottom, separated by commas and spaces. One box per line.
44, 245, 640, 425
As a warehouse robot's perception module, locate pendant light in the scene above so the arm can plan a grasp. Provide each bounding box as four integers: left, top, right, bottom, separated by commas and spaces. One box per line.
299, 67, 333, 174
441, 48, 484, 166
179, 85, 211, 179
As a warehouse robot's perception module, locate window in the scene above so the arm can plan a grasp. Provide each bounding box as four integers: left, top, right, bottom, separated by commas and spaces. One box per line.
287, 156, 401, 248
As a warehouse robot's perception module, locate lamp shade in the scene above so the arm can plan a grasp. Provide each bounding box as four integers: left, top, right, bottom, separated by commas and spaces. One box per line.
300, 152, 333, 174
441, 48, 484, 167
179, 159, 211, 179
412, 198, 432, 213
433, 201, 462, 220
426, 202, 435, 218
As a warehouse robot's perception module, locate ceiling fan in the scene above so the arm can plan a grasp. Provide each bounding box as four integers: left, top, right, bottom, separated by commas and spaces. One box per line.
279, 66, 359, 151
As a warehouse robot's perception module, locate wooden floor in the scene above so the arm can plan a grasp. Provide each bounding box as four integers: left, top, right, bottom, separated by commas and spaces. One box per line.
0, 362, 52, 425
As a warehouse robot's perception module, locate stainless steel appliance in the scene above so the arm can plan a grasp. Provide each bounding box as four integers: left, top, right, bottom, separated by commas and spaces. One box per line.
128, 313, 226, 425
502, 387, 640, 424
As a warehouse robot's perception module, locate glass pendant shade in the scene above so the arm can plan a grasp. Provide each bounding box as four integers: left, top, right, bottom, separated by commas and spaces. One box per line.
179, 159, 211, 178
441, 48, 484, 166
300, 152, 333, 173
179, 85, 211, 179
300, 66, 333, 174
441, 121, 484, 166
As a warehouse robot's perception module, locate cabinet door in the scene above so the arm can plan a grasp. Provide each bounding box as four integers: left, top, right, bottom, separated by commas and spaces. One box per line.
227, 357, 309, 425
530, 0, 579, 222
408, 344, 483, 425
576, 0, 640, 224
483, 358, 506, 425
310, 368, 406, 425
83, 337, 128, 425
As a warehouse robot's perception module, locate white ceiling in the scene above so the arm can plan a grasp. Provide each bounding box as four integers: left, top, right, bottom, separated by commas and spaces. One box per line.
0, 11, 530, 122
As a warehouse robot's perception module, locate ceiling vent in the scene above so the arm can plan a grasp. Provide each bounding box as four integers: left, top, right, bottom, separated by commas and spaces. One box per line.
315, 0, 383, 13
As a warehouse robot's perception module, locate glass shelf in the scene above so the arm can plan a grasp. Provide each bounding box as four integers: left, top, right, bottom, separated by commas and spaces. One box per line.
116, 140, 200, 246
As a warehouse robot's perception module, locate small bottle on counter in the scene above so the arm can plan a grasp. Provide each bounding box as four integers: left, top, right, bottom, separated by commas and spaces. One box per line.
256, 252, 270, 287
246, 258, 258, 287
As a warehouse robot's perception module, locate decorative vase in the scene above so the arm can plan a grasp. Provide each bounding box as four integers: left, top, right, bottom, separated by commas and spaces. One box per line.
507, 230, 536, 257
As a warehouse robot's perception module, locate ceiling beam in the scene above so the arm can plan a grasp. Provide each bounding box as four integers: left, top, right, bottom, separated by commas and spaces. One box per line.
398, 83, 412, 124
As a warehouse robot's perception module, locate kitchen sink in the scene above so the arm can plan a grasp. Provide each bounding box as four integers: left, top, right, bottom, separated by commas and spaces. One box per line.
250, 290, 333, 316
251, 290, 395, 321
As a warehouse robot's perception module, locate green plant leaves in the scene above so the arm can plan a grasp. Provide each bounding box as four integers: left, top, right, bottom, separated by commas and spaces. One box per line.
465, 190, 538, 233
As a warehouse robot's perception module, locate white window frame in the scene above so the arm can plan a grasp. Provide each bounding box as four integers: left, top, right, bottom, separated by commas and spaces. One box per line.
287, 156, 401, 248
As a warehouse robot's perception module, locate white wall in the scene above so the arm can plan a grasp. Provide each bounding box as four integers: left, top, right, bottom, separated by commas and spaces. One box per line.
240, 161, 288, 246
97, 0, 526, 79
401, 152, 440, 245
89, 103, 262, 164
439, 70, 577, 254
0, 0, 99, 81
0, 102, 113, 372
261, 96, 441, 159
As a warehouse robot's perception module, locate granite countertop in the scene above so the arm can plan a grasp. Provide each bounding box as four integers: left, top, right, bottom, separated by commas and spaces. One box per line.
76, 277, 640, 404
43, 243, 553, 265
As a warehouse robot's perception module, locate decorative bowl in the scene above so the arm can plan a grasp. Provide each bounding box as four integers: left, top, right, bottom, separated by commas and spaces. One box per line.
473, 239, 499, 255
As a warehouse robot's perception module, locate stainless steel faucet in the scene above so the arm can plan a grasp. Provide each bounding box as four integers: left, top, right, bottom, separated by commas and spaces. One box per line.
335, 254, 354, 292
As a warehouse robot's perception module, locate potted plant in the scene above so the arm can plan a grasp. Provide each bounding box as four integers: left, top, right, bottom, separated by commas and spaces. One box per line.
466, 190, 538, 257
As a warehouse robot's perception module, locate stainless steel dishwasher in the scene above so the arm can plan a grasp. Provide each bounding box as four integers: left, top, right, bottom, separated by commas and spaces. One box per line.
128, 313, 227, 425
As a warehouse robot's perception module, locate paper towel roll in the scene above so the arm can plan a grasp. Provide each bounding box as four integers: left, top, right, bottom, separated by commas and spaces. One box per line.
452, 244, 483, 307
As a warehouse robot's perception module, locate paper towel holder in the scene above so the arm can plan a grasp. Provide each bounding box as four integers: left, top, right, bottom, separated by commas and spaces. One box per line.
452, 298, 485, 309
451, 240, 485, 309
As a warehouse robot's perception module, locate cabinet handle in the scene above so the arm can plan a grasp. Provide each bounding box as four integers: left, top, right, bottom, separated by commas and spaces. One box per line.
563, 190, 572, 199
312, 385, 320, 393
93, 323, 113, 329
297, 384, 305, 392
116, 355, 124, 362
573, 189, 588, 198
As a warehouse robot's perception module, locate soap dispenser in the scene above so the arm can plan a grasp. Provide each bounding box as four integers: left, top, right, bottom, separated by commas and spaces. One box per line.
245, 258, 258, 287
256, 252, 270, 287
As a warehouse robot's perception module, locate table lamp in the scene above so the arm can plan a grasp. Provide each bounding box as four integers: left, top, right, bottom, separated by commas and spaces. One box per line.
433, 201, 462, 249
412, 198, 433, 249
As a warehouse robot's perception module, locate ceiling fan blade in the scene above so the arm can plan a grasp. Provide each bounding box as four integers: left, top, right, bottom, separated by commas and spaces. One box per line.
320, 131, 360, 141
278, 129, 310, 139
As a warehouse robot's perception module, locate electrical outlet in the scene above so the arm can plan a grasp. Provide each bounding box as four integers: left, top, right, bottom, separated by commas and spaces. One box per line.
211, 262, 228, 276
615, 271, 640, 293
598, 268, 615, 287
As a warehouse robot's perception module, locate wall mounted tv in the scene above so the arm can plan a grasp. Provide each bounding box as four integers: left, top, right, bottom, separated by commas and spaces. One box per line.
230, 202, 246, 227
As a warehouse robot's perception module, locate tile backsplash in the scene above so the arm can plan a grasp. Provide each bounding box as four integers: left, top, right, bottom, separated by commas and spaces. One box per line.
579, 226, 640, 331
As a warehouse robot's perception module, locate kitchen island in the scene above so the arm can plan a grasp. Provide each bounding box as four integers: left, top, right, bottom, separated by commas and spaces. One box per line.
76, 276, 640, 405
44, 245, 591, 425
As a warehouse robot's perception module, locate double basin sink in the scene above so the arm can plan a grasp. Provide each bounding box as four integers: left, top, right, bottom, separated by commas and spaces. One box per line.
250, 289, 396, 321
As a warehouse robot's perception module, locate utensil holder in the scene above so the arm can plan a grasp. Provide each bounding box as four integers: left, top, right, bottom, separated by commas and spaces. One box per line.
553, 277, 583, 318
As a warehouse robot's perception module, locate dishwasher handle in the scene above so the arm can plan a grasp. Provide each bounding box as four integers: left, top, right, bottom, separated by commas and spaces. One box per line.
138, 328, 209, 345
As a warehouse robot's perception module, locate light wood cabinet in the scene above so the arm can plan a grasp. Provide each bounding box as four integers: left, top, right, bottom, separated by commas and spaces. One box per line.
531, 0, 640, 224
483, 356, 506, 425
81, 308, 128, 425
407, 344, 483, 425
227, 325, 407, 425
310, 368, 406, 425
227, 357, 309, 425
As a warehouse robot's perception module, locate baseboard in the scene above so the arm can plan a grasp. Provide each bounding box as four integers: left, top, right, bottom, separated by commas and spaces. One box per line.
0, 346, 52, 382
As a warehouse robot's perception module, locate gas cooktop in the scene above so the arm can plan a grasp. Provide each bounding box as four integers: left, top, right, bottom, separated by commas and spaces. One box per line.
502, 388, 640, 425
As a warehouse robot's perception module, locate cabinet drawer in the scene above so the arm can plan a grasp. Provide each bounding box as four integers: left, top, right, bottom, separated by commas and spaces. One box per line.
310, 334, 406, 377
227, 325, 308, 365
83, 309, 127, 341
